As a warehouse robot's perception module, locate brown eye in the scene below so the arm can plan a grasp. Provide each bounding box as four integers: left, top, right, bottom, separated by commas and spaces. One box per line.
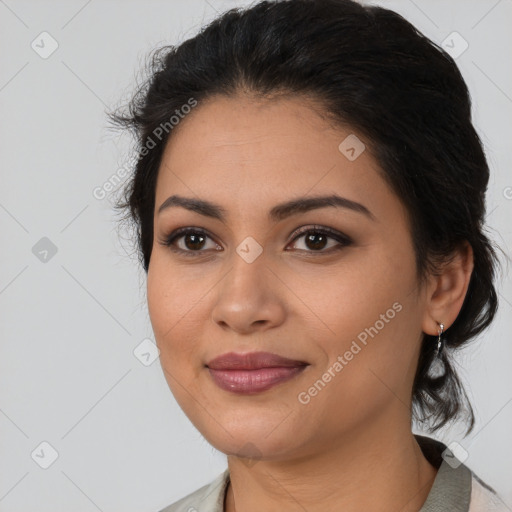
160, 227, 222, 256
182, 232, 207, 251
288, 226, 353, 253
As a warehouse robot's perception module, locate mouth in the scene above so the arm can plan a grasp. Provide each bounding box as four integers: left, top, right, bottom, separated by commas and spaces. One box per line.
205, 351, 309, 394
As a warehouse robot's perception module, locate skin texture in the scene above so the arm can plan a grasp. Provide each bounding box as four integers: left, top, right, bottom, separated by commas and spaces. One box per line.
147, 94, 474, 512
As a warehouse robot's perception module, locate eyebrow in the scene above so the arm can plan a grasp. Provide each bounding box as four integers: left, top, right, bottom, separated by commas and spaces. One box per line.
157, 193, 375, 222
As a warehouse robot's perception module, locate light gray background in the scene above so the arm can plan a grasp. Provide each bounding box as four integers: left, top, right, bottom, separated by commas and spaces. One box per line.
0, 0, 511, 510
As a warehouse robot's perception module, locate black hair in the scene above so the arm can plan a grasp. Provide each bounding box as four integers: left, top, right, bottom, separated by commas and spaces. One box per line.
109, 0, 500, 435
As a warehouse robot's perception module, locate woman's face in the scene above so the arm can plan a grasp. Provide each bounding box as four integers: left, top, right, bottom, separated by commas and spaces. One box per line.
147, 94, 429, 461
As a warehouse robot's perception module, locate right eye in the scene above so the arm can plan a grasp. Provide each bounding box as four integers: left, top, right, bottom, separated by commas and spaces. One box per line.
159, 227, 222, 256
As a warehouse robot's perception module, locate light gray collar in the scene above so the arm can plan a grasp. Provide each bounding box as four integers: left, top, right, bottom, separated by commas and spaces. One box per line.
416, 434, 472, 512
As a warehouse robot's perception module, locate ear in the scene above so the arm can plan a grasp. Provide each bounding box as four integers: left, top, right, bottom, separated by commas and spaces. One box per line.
421, 241, 474, 336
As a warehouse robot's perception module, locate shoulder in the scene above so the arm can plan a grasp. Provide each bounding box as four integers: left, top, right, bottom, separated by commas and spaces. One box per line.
157, 469, 230, 512
469, 473, 510, 512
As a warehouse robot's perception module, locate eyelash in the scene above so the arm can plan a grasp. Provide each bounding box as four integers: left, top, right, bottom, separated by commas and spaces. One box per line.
159, 225, 353, 257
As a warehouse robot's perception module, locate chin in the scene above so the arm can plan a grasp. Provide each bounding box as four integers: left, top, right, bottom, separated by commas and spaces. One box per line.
200, 418, 304, 462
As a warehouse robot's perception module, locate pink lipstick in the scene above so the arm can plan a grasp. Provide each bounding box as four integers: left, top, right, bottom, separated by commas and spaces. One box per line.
206, 351, 309, 394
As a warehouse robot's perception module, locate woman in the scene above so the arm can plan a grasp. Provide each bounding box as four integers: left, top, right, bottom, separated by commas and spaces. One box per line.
110, 0, 507, 510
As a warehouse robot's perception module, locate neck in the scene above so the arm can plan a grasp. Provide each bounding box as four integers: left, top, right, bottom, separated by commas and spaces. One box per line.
224, 422, 438, 512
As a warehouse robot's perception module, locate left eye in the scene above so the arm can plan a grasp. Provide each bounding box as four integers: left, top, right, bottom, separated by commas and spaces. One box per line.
287, 226, 352, 253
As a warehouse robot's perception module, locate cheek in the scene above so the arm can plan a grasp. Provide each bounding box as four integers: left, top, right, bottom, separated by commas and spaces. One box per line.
289, 246, 415, 339
300, 245, 422, 388
147, 257, 199, 362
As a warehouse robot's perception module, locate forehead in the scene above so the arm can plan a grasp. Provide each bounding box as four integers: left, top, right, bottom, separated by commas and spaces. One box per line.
154, 94, 394, 221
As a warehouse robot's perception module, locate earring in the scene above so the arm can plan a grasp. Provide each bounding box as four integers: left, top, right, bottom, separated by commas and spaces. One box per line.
435, 323, 445, 358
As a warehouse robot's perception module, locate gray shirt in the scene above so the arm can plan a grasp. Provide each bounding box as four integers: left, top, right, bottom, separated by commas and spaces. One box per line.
159, 434, 509, 511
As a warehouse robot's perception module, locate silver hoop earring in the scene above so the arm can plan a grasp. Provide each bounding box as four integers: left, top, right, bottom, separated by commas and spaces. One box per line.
435, 323, 445, 358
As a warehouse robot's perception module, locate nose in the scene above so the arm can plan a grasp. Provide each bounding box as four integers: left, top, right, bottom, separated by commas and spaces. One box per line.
209, 248, 287, 335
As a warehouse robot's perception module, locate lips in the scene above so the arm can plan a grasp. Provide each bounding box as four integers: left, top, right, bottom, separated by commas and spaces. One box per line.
206, 351, 309, 370
206, 351, 309, 394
